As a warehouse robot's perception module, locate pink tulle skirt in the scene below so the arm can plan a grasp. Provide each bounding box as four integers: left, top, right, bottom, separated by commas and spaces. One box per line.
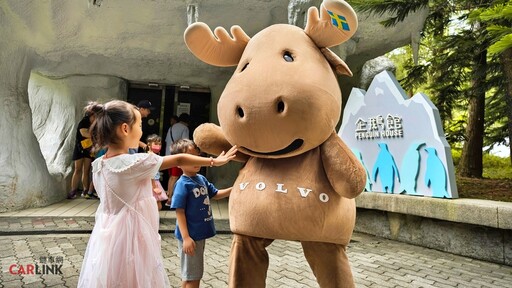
153, 180, 168, 201
78, 199, 170, 287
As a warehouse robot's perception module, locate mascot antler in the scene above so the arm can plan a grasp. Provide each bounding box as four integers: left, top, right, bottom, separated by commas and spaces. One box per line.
184, 22, 250, 67
305, 0, 358, 48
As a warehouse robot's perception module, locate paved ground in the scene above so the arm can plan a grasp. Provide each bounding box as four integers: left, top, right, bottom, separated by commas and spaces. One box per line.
1, 217, 511, 288
1, 199, 511, 287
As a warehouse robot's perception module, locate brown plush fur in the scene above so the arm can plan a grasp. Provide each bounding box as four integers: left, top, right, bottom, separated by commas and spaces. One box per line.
186, 1, 366, 287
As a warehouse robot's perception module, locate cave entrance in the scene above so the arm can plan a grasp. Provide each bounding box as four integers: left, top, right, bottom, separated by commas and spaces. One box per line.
127, 82, 211, 145
127, 82, 212, 187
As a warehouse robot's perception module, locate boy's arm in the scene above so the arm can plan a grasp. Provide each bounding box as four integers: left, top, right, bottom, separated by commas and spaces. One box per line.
176, 208, 196, 256
212, 187, 231, 200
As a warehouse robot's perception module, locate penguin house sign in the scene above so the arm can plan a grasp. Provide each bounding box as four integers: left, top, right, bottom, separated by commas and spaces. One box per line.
339, 71, 458, 198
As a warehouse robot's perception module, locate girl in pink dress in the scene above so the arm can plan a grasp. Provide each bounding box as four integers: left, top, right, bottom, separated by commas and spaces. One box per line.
77, 100, 236, 288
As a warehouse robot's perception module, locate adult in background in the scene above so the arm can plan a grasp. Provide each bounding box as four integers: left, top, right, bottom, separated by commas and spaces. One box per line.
165, 113, 190, 205
164, 115, 179, 156
68, 107, 96, 199
137, 100, 155, 152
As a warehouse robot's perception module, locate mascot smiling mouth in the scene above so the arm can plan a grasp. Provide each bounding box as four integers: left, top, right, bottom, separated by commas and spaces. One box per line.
242, 139, 304, 156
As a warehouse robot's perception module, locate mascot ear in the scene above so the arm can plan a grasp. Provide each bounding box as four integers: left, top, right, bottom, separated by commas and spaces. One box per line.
184, 22, 251, 67
305, 0, 358, 48
321, 47, 352, 76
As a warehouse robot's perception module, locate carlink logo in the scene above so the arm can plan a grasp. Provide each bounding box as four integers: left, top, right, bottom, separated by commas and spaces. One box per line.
8, 255, 63, 275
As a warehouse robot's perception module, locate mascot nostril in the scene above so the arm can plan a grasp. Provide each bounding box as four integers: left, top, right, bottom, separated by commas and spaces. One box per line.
236, 106, 244, 118
277, 100, 285, 114
185, 0, 366, 287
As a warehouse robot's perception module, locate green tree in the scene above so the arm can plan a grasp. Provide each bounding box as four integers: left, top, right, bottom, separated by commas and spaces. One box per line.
352, 0, 508, 177
471, 2, 512, 164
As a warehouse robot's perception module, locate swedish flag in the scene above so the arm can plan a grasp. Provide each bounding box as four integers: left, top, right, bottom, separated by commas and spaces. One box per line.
327, 10, 350, 31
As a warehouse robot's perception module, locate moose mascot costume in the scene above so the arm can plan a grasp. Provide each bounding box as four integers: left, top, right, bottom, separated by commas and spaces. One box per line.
184, 0, 366, 287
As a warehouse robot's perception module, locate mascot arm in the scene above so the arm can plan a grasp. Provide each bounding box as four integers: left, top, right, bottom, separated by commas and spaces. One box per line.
193, 123, 249, 162
320, 132, 366, 198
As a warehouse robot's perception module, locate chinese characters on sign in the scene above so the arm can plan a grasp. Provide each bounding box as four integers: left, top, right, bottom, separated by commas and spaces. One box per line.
355, 114, 404, 140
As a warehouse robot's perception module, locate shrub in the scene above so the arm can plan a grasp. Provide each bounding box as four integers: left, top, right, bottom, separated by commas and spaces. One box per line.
483, 153, 512, 179
450, 149, 511, 179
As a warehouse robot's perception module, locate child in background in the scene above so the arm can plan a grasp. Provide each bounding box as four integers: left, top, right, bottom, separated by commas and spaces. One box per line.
170, 139, 232, 288
146, 134, 168, 210
84, 146, 107, 199
77, 100, 237, 288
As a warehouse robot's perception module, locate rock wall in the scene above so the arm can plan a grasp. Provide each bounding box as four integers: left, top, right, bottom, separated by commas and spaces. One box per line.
0, 0, 428, 211
0, 47, 56, 212
28, 73, 126, 190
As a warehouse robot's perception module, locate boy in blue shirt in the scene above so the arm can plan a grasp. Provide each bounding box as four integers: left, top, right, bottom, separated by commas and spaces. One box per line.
170, 139, 232, 288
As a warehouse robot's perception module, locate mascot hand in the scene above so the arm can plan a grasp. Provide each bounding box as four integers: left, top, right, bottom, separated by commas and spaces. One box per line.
193, 123, 249, 162
321, 132, 366, 198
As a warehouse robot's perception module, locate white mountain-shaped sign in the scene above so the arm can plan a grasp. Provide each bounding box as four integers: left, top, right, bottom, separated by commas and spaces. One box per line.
338, 70, 458, 198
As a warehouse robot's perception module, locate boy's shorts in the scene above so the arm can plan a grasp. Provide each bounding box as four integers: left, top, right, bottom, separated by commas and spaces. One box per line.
178, 239, 206, 281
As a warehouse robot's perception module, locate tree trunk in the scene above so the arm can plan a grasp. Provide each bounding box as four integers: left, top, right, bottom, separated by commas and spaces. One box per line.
458, 49, 487, 178
500, 48, 512, 165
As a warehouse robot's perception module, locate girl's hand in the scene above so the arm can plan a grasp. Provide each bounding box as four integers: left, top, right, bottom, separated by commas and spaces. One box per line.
153, 187, 162, 194
213, 145, 237, 166
183, 237, 196, 256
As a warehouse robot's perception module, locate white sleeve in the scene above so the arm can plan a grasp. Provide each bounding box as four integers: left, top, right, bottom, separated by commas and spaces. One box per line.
130, 154, 163, 181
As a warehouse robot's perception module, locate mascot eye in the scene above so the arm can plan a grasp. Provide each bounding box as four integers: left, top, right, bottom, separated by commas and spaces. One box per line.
241, 62, 249, 72
283, 51, 294, 62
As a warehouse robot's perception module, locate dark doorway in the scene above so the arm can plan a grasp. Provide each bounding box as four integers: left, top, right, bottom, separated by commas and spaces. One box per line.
161, 86, 177, 150
127, 84, 163, 142
128, 83, 212, 189
160, 87, 211, 154
177, 88, 212, 140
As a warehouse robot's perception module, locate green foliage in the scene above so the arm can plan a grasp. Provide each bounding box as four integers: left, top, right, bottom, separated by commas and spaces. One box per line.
452, 149, 511, 179
350, 0, 429, 27
489, 34, 512, 54
482, 153, 512, 179
451, 148, 461, 166
354, 0, 511, 178
470, 2, 512, 55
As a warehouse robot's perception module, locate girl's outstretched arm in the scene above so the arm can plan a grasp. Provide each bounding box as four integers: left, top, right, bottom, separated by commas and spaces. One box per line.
160, 145, 237, 170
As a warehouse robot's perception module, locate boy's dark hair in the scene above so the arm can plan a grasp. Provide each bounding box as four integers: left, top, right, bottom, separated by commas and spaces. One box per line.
87, 100, 137, 147
171, 139, 198, 154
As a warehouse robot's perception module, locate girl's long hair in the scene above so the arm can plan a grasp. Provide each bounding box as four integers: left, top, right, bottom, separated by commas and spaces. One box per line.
86, 100, 137, 148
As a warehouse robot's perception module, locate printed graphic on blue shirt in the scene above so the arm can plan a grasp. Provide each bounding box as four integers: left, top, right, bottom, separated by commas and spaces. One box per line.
171, 174, 218, 241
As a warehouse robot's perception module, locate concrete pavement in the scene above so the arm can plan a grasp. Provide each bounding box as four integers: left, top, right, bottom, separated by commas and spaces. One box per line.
1, 198, 511, 287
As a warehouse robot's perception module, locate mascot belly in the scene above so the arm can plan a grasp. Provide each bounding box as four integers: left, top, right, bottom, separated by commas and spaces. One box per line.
230, 148, 356, 246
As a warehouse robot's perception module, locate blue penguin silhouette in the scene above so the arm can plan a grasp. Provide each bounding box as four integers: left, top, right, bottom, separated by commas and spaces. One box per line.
399, 142, 426, 195
351, 148, 372, 191
424, 147, 449, 198
372, 143, 400, 193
